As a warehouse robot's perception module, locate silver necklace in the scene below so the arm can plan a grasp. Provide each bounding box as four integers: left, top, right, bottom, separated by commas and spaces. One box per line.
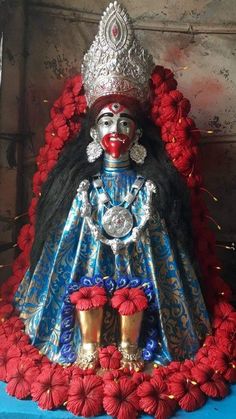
77, 176, 157, 255
93, 174, 145, 238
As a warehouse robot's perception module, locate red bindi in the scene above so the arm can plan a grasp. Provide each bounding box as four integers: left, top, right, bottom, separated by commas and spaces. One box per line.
107, 103, 126, 114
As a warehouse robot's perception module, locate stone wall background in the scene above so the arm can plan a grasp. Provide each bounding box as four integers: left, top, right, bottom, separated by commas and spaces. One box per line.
0, 0, 235, 292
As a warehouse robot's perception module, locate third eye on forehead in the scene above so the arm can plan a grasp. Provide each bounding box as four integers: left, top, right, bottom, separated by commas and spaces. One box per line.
96, 112, 135, 123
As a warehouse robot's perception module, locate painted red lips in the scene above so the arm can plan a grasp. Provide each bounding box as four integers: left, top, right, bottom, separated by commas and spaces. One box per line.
101, 133, 132, 158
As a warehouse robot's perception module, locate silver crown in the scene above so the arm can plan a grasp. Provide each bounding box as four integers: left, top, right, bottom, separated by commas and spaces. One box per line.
81, 1, 155, 108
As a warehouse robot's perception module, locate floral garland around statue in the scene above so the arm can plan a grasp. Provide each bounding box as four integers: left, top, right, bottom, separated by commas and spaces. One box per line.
0, 67, 235, 419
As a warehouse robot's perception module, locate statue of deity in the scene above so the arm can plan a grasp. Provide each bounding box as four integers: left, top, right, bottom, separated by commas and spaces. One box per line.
14, 1, 211, 372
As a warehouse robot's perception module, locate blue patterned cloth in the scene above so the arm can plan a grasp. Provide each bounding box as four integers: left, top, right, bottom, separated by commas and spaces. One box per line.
15, 169, 211, 365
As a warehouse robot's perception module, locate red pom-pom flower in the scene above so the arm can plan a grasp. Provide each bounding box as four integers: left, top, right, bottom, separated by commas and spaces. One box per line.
0, 276, 20, 303
17, 224, 35, 254
0, 344, 21, 381
45, 114, 69, 149
151, 66, 177, 96
70, 286, 107, 310
168, 372, 206, 412
191, 363, 229, 399
103, 377, 139, 419
50, 91, 75, 120
0, 302, 14, 321
111, 287, 148, 315
212, 349, 236, 383
0, 316, 24, 339
36, 145, 60, 174
137, 376, 177, 419
212, 301, 236, 333
67, 375, 103, 417
6, 358, 40, 399
31, 365, 69, 410
99, 345, 122, 370
64, 74, 83, 97
12, 253, 28, 279
159, 90, 191, 124
7, 330, 30, 349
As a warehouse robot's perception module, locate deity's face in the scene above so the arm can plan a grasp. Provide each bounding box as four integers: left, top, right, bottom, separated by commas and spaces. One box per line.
90, 102, 139, 159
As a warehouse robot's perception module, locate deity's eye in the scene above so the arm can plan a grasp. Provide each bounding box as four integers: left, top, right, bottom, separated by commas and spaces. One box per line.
98, 118, 111, 127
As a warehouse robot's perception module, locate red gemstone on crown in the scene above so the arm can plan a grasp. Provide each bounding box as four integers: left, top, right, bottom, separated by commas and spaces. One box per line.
111, 23, 119, 38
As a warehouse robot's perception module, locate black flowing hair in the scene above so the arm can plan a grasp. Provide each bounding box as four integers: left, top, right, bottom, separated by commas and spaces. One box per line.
30, 108, 197, 276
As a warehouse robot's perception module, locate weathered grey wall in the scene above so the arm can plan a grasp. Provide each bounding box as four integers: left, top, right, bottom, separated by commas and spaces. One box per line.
0, 0, 26, 280
0, 0, 236, 289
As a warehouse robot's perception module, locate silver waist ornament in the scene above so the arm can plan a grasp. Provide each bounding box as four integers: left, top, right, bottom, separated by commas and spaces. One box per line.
76, 176, 157, 255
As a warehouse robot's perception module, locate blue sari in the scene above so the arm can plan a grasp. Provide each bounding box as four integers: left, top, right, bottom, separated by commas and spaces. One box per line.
15, 168, 211, 365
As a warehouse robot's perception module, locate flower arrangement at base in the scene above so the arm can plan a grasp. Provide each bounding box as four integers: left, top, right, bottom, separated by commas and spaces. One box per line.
0, 306, 235, 418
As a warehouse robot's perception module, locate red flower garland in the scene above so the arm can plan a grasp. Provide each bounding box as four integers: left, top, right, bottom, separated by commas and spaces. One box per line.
111, 287, 148, 315
28, 197, 38, 224
211, 348, 236, 383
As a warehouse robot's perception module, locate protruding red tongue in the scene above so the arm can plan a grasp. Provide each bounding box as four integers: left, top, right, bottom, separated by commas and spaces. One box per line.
101, 133, 132, 158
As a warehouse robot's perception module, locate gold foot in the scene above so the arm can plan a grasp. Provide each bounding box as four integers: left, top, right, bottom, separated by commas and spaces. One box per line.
76, 343, 99, 369
118, 343, 144, 371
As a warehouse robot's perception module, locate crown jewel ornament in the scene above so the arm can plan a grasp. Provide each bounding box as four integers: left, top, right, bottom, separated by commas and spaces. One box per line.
81, 1, 155, 107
